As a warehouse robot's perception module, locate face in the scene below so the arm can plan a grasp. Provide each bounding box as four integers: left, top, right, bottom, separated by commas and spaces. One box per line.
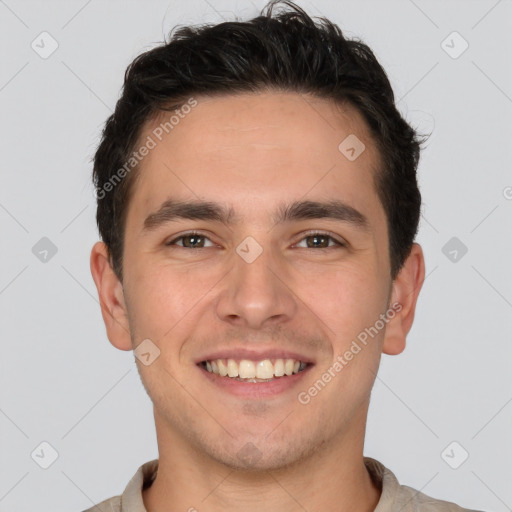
93, 91, 422, 471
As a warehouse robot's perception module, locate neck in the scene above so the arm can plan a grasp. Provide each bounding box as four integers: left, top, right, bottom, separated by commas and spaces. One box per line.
142, 409, 381, 512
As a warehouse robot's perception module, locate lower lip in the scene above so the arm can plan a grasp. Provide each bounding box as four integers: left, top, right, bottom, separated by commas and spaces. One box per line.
198, 364, 314, 399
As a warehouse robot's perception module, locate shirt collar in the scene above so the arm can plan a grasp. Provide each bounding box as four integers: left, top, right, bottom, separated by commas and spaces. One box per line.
120, 459, 158, 511
119, 457, 398, 511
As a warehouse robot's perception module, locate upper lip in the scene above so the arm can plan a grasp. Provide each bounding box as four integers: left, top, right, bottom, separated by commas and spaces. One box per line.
195, 348, 315, 365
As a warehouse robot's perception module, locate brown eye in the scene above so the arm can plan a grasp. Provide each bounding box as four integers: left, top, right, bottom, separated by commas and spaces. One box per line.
166, 232, 214, 248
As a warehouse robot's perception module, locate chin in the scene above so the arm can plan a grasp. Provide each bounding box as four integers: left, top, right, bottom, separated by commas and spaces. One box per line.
201, 432, 320, 473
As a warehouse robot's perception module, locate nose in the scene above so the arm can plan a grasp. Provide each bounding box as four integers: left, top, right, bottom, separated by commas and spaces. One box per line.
215, 240, 298, 330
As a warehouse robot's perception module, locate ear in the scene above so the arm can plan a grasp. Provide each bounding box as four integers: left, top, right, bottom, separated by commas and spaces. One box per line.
90, 241, 132, 351
382, 243, 425, 356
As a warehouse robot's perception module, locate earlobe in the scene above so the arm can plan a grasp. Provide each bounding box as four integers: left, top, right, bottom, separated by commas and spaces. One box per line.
90, 241, 133, 351
382, 243, 425, 356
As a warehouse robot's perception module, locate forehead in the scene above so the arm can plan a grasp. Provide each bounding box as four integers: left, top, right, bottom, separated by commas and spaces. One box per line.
126, 91, 383, 227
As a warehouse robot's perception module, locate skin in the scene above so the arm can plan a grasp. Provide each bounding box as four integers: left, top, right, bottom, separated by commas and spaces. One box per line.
90, 91, 424, 512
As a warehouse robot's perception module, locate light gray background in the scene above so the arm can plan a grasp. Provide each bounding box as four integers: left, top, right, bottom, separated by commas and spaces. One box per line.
0, 0, 511, 510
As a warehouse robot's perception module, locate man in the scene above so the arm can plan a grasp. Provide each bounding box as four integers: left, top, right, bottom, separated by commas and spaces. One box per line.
88, 1, 482, 510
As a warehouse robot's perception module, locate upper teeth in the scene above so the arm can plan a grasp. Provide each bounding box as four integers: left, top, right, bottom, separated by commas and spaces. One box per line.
204, 359, 306, 379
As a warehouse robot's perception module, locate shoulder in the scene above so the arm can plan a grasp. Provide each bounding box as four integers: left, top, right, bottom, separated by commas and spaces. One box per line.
82, 495, 121, 512
80, 459, 158, 512
364, 457, 486, 512
396, 483, 485, 512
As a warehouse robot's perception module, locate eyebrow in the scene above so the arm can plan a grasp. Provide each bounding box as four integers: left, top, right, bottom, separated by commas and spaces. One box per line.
142, 198, 369, 233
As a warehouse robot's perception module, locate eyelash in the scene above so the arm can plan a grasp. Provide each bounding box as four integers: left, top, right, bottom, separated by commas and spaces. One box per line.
165, 230, 345, 250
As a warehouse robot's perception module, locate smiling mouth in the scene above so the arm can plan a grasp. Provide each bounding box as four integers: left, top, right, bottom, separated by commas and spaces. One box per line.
199, 358, 309, 382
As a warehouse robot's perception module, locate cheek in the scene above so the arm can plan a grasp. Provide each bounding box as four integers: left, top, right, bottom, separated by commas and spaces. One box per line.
295, 260, 388, 340
298, 266, 387, 408
124, 257, 223, 341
